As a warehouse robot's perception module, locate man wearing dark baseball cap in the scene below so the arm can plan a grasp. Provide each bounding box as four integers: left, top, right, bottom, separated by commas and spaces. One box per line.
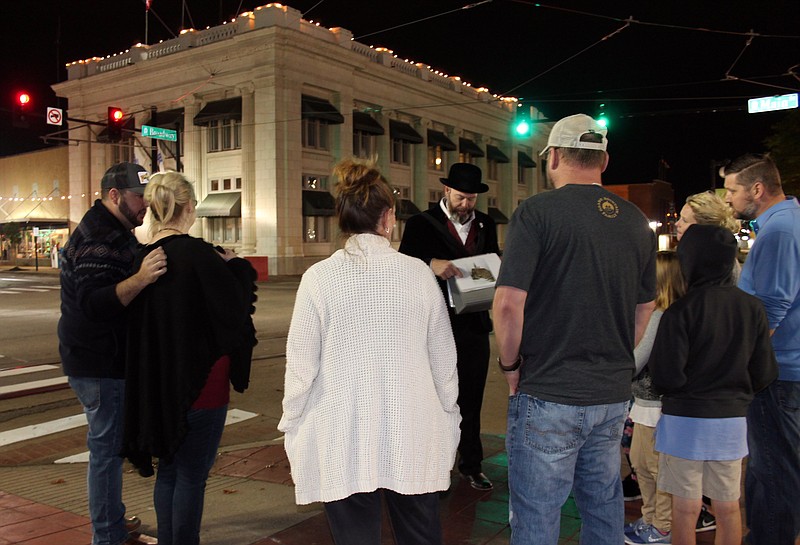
400, 162, 499, 491
58, 162, 167, 545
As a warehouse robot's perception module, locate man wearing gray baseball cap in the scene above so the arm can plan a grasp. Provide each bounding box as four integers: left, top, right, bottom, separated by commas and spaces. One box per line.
494, 114, 657, 545
59, 162, 167, 544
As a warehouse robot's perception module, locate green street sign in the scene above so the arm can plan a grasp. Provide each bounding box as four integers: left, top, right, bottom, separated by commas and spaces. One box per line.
141, 124, 177, 141
748, 93, 798, 114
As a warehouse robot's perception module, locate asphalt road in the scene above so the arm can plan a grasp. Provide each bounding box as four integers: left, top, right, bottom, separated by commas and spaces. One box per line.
0, 267, 511, 465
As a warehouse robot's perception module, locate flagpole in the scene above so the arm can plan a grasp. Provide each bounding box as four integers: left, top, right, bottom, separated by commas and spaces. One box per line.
145, 8, 149, 45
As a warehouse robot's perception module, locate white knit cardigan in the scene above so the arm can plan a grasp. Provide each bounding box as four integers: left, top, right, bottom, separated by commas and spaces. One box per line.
278, 234, 461, 505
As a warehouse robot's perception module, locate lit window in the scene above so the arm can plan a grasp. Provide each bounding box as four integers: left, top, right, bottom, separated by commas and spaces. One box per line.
427, 145, 445, 171
207, 119, 241, 153
303, 216, 331, 243
207, 217, 241, 244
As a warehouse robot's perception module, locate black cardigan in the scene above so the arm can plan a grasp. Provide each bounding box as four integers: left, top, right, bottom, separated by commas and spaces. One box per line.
121, 235, 257, 467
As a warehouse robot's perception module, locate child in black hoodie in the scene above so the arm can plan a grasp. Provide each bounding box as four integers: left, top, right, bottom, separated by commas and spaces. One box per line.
649, 224, 777, 545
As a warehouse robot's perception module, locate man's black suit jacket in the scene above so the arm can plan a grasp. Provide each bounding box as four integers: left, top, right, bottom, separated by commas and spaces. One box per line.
399, 204, 499, 335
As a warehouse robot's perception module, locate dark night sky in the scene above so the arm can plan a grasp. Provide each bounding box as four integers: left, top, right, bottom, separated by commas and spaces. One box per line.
2, 0, 799, 204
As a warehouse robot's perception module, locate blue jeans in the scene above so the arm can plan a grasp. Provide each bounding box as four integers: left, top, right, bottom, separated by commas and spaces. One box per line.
154, 405, 227, 545
506, 393, 627, 545
68, 377, 129, 545
745, 380, 800, 545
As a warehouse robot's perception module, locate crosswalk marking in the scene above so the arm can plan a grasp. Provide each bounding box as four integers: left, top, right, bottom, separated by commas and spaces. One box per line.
0, 364, 60, 377
53, 409, 259, 464
0, 414, 88, 448
1, 287, 51, 293
0, 376, 69, 397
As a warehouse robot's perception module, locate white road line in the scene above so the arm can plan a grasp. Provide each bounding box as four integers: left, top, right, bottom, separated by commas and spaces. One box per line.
49, 409, 258, 464
0, 414, 87, 448
0, 376, 69, 397
3, 288, 50, 293
0, 364, 60, 377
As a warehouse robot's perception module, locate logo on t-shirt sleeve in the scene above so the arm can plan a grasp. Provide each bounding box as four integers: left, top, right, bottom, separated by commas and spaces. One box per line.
596, 197, 620, 219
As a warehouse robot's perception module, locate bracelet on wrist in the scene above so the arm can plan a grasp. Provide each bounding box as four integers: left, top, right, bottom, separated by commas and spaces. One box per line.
497, 355, 522, 372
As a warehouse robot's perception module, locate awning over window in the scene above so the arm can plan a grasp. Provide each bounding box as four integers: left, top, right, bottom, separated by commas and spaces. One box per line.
353, 111, 384, 134
193, 98, 242, 126
487, 145, 510, 163
195, 192, 241, 217
396, 198, 421, 220
488, 207, 509, 224
302, 190, 336, 217
302, 95, 344, 124
390, 120, 423, 144
459, 137, 485, 157
518, 151, 537, 168
1, 196, 68, 224
427, 130, 457, 151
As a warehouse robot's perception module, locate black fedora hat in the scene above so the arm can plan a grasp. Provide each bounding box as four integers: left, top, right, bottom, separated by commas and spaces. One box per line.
440, 163, 489, 194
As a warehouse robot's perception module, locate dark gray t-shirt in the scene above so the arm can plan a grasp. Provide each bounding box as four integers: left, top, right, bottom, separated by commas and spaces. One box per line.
497, 184, 656, 405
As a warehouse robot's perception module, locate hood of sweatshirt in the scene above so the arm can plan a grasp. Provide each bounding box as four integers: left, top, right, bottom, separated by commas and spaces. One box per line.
678, 224, 738, 290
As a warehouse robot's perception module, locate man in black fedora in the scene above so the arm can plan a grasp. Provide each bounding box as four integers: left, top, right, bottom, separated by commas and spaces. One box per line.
400, 162, 499, 490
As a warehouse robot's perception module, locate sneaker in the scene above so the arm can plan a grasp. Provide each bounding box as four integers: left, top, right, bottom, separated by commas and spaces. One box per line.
624, 523, 671, 544
624, 517, 647, 540
623, 474, 642, 501
696, 505, 716, 532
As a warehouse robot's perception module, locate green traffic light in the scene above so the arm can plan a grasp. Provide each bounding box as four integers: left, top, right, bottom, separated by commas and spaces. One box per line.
515, 119, 531, 137
597, 116, 609, 129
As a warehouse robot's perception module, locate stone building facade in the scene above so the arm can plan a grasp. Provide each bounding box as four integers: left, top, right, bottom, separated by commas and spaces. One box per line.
52, 3, 548, 276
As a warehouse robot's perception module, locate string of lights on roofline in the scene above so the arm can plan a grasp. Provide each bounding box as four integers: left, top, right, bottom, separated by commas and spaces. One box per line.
62, 3, 520, 105
58, 1, 799, 124
0, 193, 100, 202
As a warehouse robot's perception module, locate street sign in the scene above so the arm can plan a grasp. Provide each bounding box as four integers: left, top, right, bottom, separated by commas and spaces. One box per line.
748, 93, 799, 114
141, 124, 177, 141
46, 107, 63, 126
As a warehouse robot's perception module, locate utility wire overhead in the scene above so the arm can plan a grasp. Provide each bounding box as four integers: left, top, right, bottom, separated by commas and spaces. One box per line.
509, 1, 800, 39
353, 0, 493, 41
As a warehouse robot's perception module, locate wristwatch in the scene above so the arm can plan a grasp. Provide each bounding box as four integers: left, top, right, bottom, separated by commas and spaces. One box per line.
497, 355, 522, 372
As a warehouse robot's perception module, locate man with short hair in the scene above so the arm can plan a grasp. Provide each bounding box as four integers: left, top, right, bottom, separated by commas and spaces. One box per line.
493, 114, 656, 545
722, 153, 800, 545
59, 162, 167, 545
400, 162, 499, 490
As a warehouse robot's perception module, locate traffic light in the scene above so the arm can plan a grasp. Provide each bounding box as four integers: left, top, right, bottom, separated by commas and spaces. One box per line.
597, 103, 609, 129
12, 91, 31, 128
513, 104, 532, 138
107, 106, 124, 142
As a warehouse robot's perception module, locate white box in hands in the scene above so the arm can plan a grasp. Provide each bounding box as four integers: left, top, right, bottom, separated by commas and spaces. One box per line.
446, 253, 501, 314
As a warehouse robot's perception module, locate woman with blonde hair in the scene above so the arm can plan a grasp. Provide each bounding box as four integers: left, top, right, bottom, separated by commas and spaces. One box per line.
279, 158, 460, 545
122, 171, 257, 545
676, 191, 739, 241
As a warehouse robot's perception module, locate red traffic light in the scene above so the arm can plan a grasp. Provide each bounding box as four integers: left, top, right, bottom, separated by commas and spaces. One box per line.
17, 92, 31, 106
107, 107, 125, 142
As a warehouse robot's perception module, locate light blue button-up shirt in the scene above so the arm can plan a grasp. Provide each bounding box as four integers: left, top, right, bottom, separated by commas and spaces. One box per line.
738, 197, 800, 381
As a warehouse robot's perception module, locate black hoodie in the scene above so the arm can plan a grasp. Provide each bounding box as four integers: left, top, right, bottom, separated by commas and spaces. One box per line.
649, 224, 778, 418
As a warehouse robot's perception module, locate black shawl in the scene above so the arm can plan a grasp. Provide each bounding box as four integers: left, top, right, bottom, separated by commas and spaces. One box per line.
121, 235, 257, 470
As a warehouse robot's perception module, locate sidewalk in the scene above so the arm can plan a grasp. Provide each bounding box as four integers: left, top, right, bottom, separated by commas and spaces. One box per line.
0, 435, 723, 545
0, 270, 725, 544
